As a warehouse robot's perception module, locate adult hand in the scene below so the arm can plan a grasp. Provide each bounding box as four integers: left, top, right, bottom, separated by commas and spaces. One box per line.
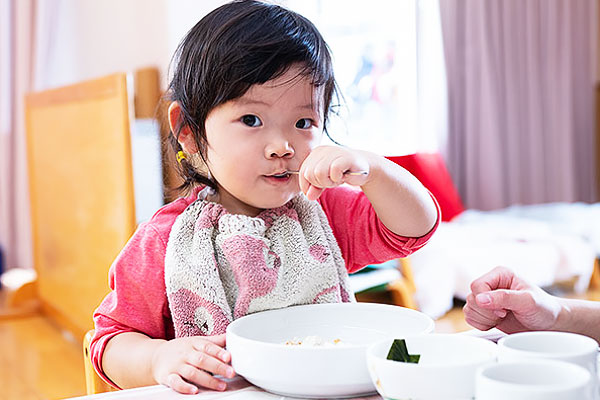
463, 266, 562, 334
151, 334, 235, 394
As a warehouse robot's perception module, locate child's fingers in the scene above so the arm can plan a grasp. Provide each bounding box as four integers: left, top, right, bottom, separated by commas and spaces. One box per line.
192, 340, 230, 363
166, 372, 200, 394
188, 350, 235, 379
311, 157, 336, 188
204, 333, 226, 347
328, 156, 349, 184
178, 364, 227, 391
305, 184, 324, 201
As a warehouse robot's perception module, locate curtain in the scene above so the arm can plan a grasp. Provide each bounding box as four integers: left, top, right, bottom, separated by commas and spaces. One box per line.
0, 0, 35, 271
439, 0, 597, 210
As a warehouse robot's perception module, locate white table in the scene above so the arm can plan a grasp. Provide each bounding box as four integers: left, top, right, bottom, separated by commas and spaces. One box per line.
68, 377, 382, 400
67, 330, 509, 400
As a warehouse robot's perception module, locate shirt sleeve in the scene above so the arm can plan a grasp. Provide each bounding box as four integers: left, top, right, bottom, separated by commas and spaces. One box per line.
89, 222, 172, 387
318, 186, 440, 274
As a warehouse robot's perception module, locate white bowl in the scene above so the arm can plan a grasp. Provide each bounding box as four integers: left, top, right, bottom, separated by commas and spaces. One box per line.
367, 334, 497, 400
226, 303, 434, 398
497, 331, 598, 373
476, 360, 592, 400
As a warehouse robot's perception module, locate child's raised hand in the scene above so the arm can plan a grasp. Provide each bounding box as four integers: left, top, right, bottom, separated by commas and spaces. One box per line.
463, 266, 562, 334
151, 334, 235, 394
299, 145, 371, 200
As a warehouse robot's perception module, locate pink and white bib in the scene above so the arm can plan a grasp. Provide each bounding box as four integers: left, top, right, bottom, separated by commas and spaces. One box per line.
164, 191, 354, 337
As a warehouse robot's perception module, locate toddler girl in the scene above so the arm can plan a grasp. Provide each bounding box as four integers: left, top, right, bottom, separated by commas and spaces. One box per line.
90, 0, 439, 394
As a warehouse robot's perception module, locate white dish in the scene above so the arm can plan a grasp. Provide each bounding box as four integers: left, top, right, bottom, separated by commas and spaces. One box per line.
226, 303, 434, 398
497, 331, 599, 399
497, 331, 598, 371
367, 334, 497, 400
476, 360, 592, 400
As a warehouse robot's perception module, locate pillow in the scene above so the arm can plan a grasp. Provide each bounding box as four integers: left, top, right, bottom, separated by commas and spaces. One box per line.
386, 153, 465, 221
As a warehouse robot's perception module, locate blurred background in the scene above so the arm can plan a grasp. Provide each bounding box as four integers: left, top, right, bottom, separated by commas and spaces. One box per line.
2, 0, 599, 274
1, 0, 599, 399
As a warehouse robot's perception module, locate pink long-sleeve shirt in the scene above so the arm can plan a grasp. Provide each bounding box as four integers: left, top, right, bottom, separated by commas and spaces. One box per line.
90, 186, 439, 385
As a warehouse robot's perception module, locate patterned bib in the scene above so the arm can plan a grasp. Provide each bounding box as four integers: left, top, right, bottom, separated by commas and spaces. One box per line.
164, 190, 354, 337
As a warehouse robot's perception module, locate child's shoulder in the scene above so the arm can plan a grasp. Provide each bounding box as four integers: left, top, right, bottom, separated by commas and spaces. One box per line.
142, 187, 201, 242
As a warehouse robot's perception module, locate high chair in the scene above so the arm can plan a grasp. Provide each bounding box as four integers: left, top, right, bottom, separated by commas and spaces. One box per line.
83, 330, 115, 393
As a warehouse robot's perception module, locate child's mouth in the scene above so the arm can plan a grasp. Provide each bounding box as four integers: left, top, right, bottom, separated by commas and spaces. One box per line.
264, 171, 293, 182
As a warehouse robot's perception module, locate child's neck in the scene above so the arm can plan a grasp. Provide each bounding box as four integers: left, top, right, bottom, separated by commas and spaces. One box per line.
206, 187, 263, 217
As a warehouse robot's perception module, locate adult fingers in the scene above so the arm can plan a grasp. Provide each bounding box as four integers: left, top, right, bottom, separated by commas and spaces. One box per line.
465, 293, 501, 321
470, 266, 516, 295
177, 364, 227, 392
463, 300, 500, 331
476, 289, 534, 314
463, 303, 497, 331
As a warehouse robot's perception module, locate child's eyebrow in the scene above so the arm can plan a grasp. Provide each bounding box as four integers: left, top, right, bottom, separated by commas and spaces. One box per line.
234, 98, 318, 112
297, 104, 318, 111
234, 98, 271, 107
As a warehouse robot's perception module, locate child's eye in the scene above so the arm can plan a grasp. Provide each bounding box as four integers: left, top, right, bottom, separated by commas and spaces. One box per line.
295, 118, 313, 129
241, 115, 262, 127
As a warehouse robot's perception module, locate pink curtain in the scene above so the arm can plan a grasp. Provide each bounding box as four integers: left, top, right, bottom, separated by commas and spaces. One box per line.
439, 0, 597, 210
0, 0, 35, 271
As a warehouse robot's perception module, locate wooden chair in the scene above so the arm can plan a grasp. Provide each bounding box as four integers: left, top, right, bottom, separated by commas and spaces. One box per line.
354, 258, 419, 309
83, 330, 115, 393
23, 73, 138, 394
24, 72, 137, 340
387, 258, 418, 309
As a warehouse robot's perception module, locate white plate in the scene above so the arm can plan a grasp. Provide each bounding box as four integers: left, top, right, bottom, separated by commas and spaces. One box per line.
226, 303, 434, 398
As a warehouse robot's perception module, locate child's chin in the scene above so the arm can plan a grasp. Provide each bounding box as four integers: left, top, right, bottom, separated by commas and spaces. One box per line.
256, 192, 300, 209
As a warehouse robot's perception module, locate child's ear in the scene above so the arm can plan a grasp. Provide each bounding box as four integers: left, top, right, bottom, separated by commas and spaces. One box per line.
168, 101, 198, 154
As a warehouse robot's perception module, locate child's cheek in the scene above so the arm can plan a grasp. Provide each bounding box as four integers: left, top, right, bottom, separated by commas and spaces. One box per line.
306, 130, 323, 151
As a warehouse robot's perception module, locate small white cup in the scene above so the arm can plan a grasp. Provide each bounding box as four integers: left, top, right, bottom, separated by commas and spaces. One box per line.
476, 360, 592, 400
497, 331, 599, 398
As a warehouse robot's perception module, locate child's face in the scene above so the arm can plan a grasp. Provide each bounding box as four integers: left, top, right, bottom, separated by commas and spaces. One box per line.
205, 65, 324, 216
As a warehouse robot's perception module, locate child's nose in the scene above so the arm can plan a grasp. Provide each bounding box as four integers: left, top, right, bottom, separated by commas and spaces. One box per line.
265, 139, 294, 159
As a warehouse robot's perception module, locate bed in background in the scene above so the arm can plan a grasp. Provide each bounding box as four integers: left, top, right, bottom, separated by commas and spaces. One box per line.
387, 153, 599, 318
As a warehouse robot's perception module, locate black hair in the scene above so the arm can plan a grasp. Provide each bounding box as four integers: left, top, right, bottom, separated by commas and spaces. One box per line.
166, 0, 339, 194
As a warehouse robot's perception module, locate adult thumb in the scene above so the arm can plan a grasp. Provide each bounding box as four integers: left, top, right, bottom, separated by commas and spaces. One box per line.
476, 289, 531, 312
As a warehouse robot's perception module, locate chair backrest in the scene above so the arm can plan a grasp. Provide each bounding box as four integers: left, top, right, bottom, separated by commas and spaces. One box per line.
386, 153, 465, 221
25, 73, 137, 340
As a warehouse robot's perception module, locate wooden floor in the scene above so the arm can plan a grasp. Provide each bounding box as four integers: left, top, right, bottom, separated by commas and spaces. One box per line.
1, 287, 597, 400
